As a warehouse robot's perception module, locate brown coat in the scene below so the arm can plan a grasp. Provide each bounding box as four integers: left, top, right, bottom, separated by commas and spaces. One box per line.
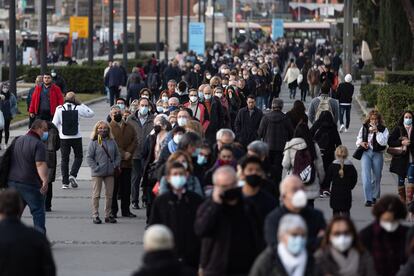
109, 120, 137, 168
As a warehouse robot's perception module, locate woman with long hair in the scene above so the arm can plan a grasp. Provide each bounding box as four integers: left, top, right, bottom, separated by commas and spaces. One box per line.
286, 100, 309, 128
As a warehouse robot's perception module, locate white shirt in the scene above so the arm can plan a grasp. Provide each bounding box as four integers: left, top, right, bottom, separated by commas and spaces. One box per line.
52, 102, 95, 139
356, 125, 389, 149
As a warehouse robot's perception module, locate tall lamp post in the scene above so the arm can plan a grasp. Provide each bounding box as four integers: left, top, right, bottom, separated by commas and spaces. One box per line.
180, 0, 184, 51
122, 0, 128, 67
164, 0, 169, 61
9, 0, 16, 96
343, 0, 353, 74
108, 0, 114, 61
187, 0, 190, 51
212, 0, 216, 44
88, 0, 94, 66
40, 0, 47, 74
156, 0, 160, 59
135, 0, 140, 58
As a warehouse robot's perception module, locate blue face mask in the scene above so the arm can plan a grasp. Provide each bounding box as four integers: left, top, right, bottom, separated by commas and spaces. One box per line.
404, 118, 412, 126
41, 132, 49, 142
286, 235, 306, 255
139, 106, 149, 116
192, 148, 201, 157
198, 91, 204, 101
169, 175, 187, 189
197, 154, 207, 165
117, 103, 125, 110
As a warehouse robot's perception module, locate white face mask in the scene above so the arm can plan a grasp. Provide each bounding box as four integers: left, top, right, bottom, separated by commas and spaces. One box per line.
330, 235, 353, 252
380, 221, 399, 232
162, 96, 169, 102
215, 93, 223, 99
156, 106, 163, 113
177, 117, 188, 127
204, 94, 212, 100
173, 134, 183, 144
189, 96, 198, 103
291, 190, 307, 209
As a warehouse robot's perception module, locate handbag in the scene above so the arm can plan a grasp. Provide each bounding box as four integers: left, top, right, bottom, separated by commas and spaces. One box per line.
352, 146, 366, 160
387, 127, 407, 157
101, 143, 122, 177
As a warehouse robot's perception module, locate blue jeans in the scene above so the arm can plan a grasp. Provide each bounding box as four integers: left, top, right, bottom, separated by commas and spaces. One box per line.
398, 162, 414, 186
361, 149, 384, 202
340, 105, 352, 129
289, 88, 296, 98
8, 180, 46, 234
255, 96, 266, 110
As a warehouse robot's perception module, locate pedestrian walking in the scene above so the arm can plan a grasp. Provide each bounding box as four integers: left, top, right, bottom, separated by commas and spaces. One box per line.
307, 64, 320, 98
51, 69, 67, 94
86, 121, 121, 224
8, 119, 49, 233
234, 95, 263, 148
356, 110, 389, 206
308, 81, 339, 124
315, 216, 376, 276
0, 82, 17, 149
337, 74, 354, 133
44, 121, 60, 212
204, 86, 226, 144
388, 111, 414, 204
360, 195, 409, 276
104, 61, 127, 106
284, 63, 300, 99
286, 100, 309, 129
299, 62, 310, 102
323, 146, 358, 216
52, 92, 94, 189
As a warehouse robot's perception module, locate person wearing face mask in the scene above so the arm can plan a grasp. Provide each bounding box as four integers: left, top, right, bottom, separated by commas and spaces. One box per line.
388, 111, 414, 204
203, 71, 212, 84
127, 98, 155, 209
86, 121, 121, 224
44, 121, 60, 213
171, 81, 189, 104
356, 110, 389, 206
204, 145, 236, 188
235, 95, 263, 148
284, 63, 301, 99
195, 166, 265, 276
184, 89, 210, 129
50, 69, 67, 93
108, 106, 138, 218
250, 214, 320, 276
307, 64, 321, 98
360, 195, 409, 276
187, 64, 203, 89
159, 126, 186, 161
264, 175, 326, 252
0, 82, 17, 149
204, 86, 225, 144
315, 216, 375, 276
52, 92, 95, 189
139, 88, 157, 113
7, 119, 49, 234
149, 162, 203, 270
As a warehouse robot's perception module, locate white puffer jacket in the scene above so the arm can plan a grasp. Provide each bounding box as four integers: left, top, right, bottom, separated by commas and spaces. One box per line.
282, 138, 325, 199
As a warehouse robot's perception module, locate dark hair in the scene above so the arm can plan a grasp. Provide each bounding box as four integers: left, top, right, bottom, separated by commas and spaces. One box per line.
247, 94, 256, 101
0, 189, 22, 217
372, 195, 407, 220
314, 110, 336, 128
219, 144, 234, 154
397, 110, 414, 127
320, 81, 331, 94
178, 81, 187, 92
115, 97, 126, 104
30, 119, 46, 130
172, 126, 186, 135
178, 107, 193, 118
166, 161, 186, 175
321, 216, 365, 254
291, 100, 306, 114
240, 156, 263, 171
294, 123, 317, 160
178, 132, 202, 150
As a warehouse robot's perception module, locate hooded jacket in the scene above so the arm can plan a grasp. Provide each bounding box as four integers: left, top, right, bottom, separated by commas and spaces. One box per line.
257, 110, 294, 152
282, 138, 325, 199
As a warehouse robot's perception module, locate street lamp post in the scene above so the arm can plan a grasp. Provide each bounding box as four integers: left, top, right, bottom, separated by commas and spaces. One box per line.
123, 0, 128, 68
108, 0, 114, 61
212, 0, 215, 44
9, 0, 16, 96
164, 0, 169, 61
180, 0, 184, 51
156, 0, 160, 59
135, 0, 140, 59
88, 0, 94, 66
187, 0, 190, 51
203, 0, 206, 23
343, 0, 353, 74
198, 0, 201, 22
40, 0, 47, 74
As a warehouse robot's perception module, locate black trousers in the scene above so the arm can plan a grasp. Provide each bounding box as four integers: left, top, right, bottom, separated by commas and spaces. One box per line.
112, 168, 132, 216
269, 150, 283, 187
109, 86, 120, 106
60, 138, 83, 185
131, 159, 143, 205
45, 182, 53, 209
0, 118, 11, 144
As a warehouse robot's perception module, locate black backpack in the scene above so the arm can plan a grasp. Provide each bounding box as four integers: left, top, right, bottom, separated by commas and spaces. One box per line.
313, 128, 331, 156
292, 148, 316, 185
0, 136, 20, 188
62, 104, 79, 135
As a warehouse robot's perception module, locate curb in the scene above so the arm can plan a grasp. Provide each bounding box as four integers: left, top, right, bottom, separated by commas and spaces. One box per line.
10, 96, 106, 131
353, 82, 369, 117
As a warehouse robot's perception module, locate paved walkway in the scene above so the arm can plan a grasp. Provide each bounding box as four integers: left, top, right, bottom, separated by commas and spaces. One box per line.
9, 83, 398, 276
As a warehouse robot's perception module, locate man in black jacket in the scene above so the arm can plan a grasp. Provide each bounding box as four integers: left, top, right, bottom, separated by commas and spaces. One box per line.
149, 162, 203, 269
258, 98, 294, 185
235, 95, 263, 148
104, 61, 127, 106
0, 189, 56, 276
195, 166, 264, 276
187, 64, 203, 89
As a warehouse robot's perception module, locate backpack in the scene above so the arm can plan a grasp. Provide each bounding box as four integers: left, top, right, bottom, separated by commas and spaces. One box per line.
62, 104, 79, 136
292, 148, 316, 185
315, 96, 333, 121
313, 128, 330, 156
0, 136, 20, 188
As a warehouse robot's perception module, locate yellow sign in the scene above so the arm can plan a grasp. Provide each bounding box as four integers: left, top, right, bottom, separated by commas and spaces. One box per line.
69, 16, 89, 39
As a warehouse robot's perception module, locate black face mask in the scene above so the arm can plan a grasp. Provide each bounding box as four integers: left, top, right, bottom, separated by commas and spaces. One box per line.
154, 125, 162, 134
114, 114, 122, 123
245, 174, 263, 188
220, 187, 241, 203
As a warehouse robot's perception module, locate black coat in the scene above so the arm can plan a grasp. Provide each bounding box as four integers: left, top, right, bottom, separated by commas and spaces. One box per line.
336, 82, 354, 104
105, 66, 127, 88
149, 191, 203, 268
0, 218, 56, 276
323, 160, 358, 211
257, 110, 294, 152
195, 196, 265, 276
388, 126, 414, 177
235, 106, 263, 147
397, 256, 414, 276
205, 97, 225, 144
132, 250, 196, 276
187, 71, 203, 89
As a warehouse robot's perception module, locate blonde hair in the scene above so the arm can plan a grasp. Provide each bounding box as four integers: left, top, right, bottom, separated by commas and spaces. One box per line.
185, 120, 204, 138
167, 150, 193, 173
335, 145, 349, 178
364, 110, 384, 125
90, 120, 113, 140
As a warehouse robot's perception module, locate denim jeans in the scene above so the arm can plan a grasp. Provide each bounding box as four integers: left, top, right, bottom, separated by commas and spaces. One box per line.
289, 88, 297, 98
255, 96, 266, 110
398, 162, 414, 186
60, 138, 83, 185
339, 105, 352, 129
8, 180, 46, 234
361, 149, 384, 202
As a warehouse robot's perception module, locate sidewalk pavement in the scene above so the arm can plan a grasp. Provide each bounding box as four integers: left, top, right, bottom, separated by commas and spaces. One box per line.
7, 82, 404, 276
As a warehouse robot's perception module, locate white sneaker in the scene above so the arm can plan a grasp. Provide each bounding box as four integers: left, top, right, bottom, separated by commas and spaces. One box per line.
62, 184, 70, 189
345, 128, 349, 133
339, 124, 345, 133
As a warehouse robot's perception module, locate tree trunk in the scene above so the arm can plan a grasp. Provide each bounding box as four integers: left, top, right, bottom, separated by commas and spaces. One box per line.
400, 0, 414, 61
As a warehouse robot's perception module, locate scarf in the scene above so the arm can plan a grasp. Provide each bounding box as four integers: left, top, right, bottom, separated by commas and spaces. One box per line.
330, 247, 359, 276
277, 243, 307, 276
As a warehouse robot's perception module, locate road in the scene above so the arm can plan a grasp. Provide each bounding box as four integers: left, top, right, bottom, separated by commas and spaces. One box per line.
9, 82, 396, 276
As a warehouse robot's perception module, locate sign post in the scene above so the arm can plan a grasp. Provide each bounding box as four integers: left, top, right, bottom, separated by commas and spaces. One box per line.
272, 19, 284, 40
188, 22, 205, 55
70, 16, 89, 39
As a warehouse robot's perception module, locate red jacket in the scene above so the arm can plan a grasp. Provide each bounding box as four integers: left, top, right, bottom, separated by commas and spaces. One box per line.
29, 84, 64, 116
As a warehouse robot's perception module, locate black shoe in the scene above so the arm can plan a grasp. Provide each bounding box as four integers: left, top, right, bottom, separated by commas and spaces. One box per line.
45, 207, 52, 212
105, 216, 117, 223
112, 213, 118, 218
122, 212, 137, 218
365, 201, 373, 207
93, 217, 102, 224
372, 198, 377, 204
131, 203, 140, 209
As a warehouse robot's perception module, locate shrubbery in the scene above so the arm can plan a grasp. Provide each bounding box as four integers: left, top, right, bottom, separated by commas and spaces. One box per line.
376, 84, 414, 130
360, 84, 380, 108
385, 71, 414, 85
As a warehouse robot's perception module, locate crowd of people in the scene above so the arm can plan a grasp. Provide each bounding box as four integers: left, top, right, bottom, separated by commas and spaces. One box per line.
1, 38, 414, 276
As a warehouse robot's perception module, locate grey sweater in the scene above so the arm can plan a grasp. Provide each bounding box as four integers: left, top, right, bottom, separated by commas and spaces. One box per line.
308, 95, 339, 124
86, 139, 121, 177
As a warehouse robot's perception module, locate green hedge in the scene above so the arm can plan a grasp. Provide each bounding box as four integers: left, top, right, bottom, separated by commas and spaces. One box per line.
91, 58, 149, 72
1, 65, 32, 81
377, 84, 414, 130
24, 66, 105, 93
385, 71, 414, 85
360, 84, 380, 108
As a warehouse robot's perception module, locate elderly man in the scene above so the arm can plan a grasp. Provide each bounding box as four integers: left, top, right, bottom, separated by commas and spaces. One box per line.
195, 166, 264, 276
258, 98, 294, 185
212, 128, 245, 161
168, 97, 180, 112
264, 175, 326, 252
